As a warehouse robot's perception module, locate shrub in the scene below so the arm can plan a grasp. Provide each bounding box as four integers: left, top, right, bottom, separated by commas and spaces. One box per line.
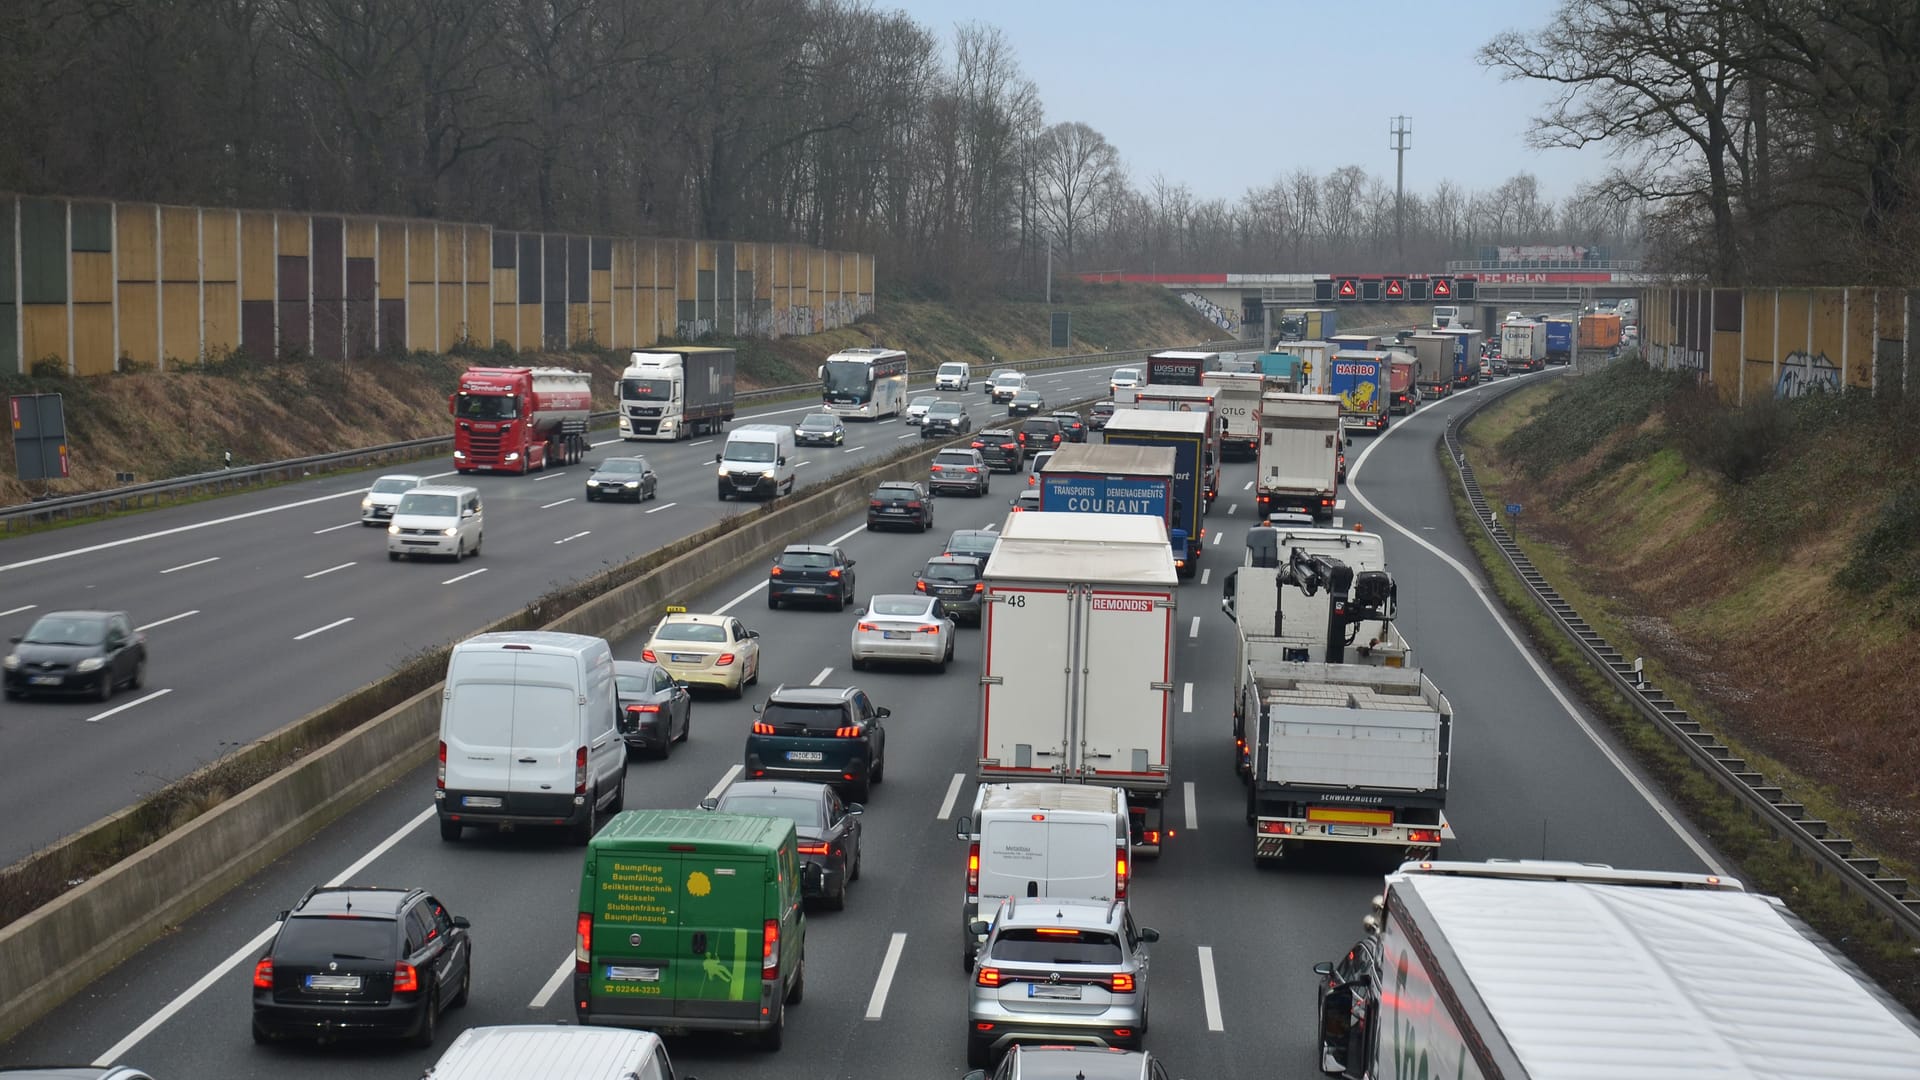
1668, 387, 1792, 484
1498, 360, 1692, 478
1834, 482, 1920, 618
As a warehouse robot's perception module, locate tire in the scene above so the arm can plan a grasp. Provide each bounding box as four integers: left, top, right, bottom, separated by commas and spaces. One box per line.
757, 998, 785, 1052
768, 592, 780, 610
658, 730, 673, 760
585, 489, 597, 502
933, 654, 947, 675
838, 587, 850, 611
96, 671, 114, 703
450, 956, 471, 1008
678, 703, 691, 743
252, 1019, 273, 1045
848, 776, 871, 803
872, 752, 884, 784
571, 787, 600, 846
410, 993, 437, 1048
787, 958, 805, 1004
966, 1033, 993, 1069
728, 678, 744, 701
609, 771, 626, 812
824, 871, 847, 911
747, 660, 759, 687
471, 534, 480, 558
850, 654, 866, 671
389, 551, 401, 562
850, 844, 862, 881
439, 816, 463, 843
129, 656, 146, 691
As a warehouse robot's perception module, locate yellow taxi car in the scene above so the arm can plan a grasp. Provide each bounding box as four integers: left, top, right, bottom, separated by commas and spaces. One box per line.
640, 607, 763, 698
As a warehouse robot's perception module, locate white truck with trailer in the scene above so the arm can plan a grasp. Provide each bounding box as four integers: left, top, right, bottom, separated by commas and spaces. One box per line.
978, 511, 1178, 856
617, 347, 737, 440
1201, 370, 1264, 461
1255, 392, 1344, 522
1314, 860, 1920, 1079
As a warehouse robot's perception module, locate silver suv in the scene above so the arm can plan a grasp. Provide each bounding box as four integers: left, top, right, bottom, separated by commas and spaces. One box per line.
965, 896, 1159, 1069
930, 448, 991, 497
965, 1045, 1174, 1080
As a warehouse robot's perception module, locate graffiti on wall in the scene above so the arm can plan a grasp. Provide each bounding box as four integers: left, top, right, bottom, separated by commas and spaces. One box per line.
1775, 350, 1840, 398
1179, 291, 1236, 331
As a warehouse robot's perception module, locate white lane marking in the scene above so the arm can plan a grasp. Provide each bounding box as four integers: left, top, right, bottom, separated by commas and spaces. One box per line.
1332, 517, 1344, 529
1185, 781, 1199, 830
1344, 388, 1727, 875
553, 531, 591, 545
793, 460, 810, 469
534, 471, 567, 482
1210, 532, 1222, 546
714, 581, 767, 614
83, 688, 173, 723
1188, 616, 1200, 639
303, 561, 356, 579
829, 523, 864, 545
589, 438, 619, 448
1242, 480, 1252, 490
938, 773, 966, 820
644, 501, 677, 514
159, 556, 220, 575
0, 604, 37, 618
1182, 683, 1193, 714
293, 617, 354, 641
1200, 568, 1210, 586
843, 445, 866, 453
690, 439, 713, 446
540, 497, 575, 509
1227, 503, 1237, 515
442, 568, 488, 585
1198, 946, 1224, 1031
313, 521, 358, 534
134, 610, 199, 632
706, 763, 744, 803
809, 667, 833, 686
1335, 499, 1347, 510
984, 522, 999, 532
864, 932, 909, 1020
422, 470, 460, 480
84, 801, 428, 1064
530, 955, 574, 1009
896, 433, 917, 440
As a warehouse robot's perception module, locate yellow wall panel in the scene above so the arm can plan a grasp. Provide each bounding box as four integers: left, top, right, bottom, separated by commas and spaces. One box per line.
519, 303, 543, 347
492, 267, 517, 308
22, 305, 69, 369
590, 301, 612, 345
241, 212, 276, 299
1845, 287, 1876, 389
201, 210, 237, 281
466, 226, 489, 283
276, 212, 309, 257
408, 283, 436, 350
408, 224, 435, 281
204, 282, 238, 354
567, 303, 592, 346
610, 239, 633, 289
677, 241, 696, 296
612, 292, 633, 350
161, 282, 200, 361
1808, 292, 1845, 368
377, 223, 407, 300
1711, 330, 1741, 390
72, 304, 113, 375
437, 226, 462, 280
160, 207, 200, 282
439, 282, 463, 347
591, 269, 612, 305
118, 282, 157, 365
116, 205, 157, 281
72, 252, 113, 304
464, 282, 491, 344
346, 219, 376, 260
492, 303, 521, 350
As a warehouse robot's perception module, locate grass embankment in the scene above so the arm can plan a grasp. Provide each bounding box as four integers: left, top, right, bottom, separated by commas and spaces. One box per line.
0, 281, 1225, 507
1451, 361, 1920, 1010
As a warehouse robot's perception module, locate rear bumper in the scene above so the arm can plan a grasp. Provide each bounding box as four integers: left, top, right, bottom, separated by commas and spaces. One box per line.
252, 996, 426, 1040
436, 789, 589, 827
852, 636, 944, 663
577, 976, 782, 1034
746, 749, 872, 790
770, 583, 847, 605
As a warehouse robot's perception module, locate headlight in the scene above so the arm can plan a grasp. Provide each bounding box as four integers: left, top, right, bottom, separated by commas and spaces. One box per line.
388, 524, 400, 535
452, 450, 466, 460
761, 469, 776, 479
624, 481, 639, 488
2, 654, 17, 670
442, 527, 458, 537
717, 466, 728, 478
361, 497, 374, 510
76, 657, 105, 672
504, 452, 520, 462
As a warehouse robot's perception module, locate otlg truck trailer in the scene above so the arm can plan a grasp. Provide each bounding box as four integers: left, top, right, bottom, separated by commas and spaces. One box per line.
1201, 370, 1264, 460
979, 512, 1178, 854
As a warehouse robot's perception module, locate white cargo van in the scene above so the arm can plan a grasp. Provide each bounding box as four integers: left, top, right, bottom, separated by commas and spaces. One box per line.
436, 632, 625, 845
952, 782, 1131, 970
936, 361, 972, 391
715, 423, 797, 500
424, 1025, 683, 1080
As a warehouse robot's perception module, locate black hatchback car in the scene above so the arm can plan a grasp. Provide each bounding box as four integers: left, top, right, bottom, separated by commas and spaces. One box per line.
704, 780, 864, 910
745, 685, 889, 802
614, 659, 692, 757
1007, 389, 1046, 416
868, 481, 934, 531
971, 429, 1023, 473
1051, 411, 1089, 443
794, 412, 847, 447
917, 554, 986, 625
1017, 417, 1065, 458
769, 545, 857, 610
251, 885, 471, 1048
3, 610, 147, 702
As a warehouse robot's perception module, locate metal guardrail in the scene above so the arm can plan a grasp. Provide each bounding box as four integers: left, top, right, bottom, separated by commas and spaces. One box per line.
1444, 373, 1920, 938
0, 337, 1252, 531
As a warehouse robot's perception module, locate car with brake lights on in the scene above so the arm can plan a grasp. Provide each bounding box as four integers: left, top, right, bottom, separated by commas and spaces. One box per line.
1025, 450, 1056, 487
1008, 389, 1046, 417
944, 528, 999, 567
1009, 488, 1040, 513
1089, 401, 1116, 431
794, 411, 847, 447
1017, 416, 1065, 458
850, 593, 956, 672
965, 895, 1159, 1068
613, 659, 691, 758
1051, 411, 1088, 443
868, 480, 935, 531
584, 456, 658, 502
972, 429, 1023, 473
361, 473, 425, 525
916, 555, 987, 625
251, 885, 472, 1048
964, 1044, 1174, 1080
930, 448, 992, 497
703, 780, 864, 911
3, 610, 147, 702
906, 394, 939, 424
746, 684, 889, 801
923, 400, 975, 438
641, 607, 762, 698
768, 544, 857, 610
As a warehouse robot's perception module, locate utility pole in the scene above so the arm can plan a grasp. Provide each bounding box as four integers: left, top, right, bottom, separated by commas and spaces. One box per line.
1391, 116, 1412, 262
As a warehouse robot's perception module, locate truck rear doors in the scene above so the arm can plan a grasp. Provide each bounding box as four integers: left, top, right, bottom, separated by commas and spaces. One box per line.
586, 851, 771, 1023
979, 815, 1118, 907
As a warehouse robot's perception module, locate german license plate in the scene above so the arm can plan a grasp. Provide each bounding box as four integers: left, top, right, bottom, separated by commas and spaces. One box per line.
462, 796, 503, 809
607, 965, 661, 982
1328, 824, 1372, 837
1029, 983, 1082, 1000
882, 631, 910, 640
29, 675, 61, 685
789, 586, 816, 594
670, 653, 701, 663
785, 751, 824, 762
305, 974, 362, 992
883, 507, 905, 514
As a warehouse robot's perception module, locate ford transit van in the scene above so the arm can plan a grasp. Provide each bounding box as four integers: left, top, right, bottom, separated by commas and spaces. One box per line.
716, 424, 797, 500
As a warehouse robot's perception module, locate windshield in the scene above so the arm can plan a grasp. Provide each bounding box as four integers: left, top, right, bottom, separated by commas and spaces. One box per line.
994, 374, 1022, 386
597, 459, 645, 474
655, 622, 726, 643
778, 551, 838, 569
822, 360, 873, 397
275, 916, 398, 962
725, 440, 777, 463
923, 562, 979, 583
717, 795, 825, 829
395, 493, 458, 518
799, 414, 838, 430
871, 596, 932, 617
928, 403, 963, 417
22, 615, 106, 646
911, 396, 938, 409
939, 364, 967, 374
1112, 369, 1139, 381
620, 378, 672, 400
876, 485, 919, 500
455, 393, 518, 420
370, 477, 417, 494
1014, 391, 1039, 402
615, 673, 658, 695
933, 453, 976, 467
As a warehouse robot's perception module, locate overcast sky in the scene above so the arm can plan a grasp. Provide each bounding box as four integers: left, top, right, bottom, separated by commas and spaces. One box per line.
886, 0, 1611, 205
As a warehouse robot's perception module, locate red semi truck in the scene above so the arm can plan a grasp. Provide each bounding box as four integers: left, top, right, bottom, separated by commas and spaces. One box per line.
450, 366, 593, 474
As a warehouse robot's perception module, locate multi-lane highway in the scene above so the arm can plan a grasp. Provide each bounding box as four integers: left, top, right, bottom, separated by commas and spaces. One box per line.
0, 367, 1116, 863
0, 369, 1730, 1078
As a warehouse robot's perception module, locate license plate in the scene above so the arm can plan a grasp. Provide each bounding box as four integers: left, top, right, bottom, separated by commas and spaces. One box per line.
882, 631, 910, 640
1029, 983, 1083, 1000
305, 974, 362, 992
882, 507, 905, 514
29, 675, 61, 685
607, 965, 661, 983
1328, 824, 1372, 837
670, 653, 702, 664
462, 796, 503, 809
788, 586, 816, 594
785, 751, 824, 762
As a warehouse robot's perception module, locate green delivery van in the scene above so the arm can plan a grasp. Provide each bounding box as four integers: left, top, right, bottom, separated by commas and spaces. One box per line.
575, 809, 816, 1050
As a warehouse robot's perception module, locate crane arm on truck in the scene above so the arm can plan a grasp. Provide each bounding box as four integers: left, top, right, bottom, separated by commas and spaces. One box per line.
1277, 548, 1398, 665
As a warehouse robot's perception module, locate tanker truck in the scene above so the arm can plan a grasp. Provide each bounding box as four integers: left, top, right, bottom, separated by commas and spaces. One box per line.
451, 366, 593, 474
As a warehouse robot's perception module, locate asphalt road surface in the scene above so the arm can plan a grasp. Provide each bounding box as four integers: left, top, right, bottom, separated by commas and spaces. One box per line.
0, 368, 1731, 1079
0, 369, 1120, 863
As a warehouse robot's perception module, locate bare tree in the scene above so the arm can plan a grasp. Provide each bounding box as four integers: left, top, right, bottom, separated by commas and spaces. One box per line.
1031, 121, 1123, 258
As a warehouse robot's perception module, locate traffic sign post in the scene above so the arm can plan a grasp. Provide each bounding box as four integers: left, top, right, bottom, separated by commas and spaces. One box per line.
1504, 502, 1522, 537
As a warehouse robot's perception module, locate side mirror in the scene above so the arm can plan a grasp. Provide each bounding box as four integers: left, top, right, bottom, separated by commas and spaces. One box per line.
751, 703, 764, 715
276, 909, 289, 922
875, 706, 891, 718
699, 797, 719, 810
1137, 927, 1160, 943
714, 452, 723, 463
847, 803, 865, 815
746, 630, 760, 639
777, 456, 787, 466
7, 636, 18, 645
452, 915, 471, 929
954, 815, 973, 839
968, 920, 992, 937
845, 559, 857, 567
674, 679, 689, 689
1345, 437, 1354, 448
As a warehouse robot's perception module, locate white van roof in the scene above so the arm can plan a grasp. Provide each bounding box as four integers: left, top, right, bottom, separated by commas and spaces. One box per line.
728, 424, 791, 439
456, 631, 608, 656
977, 782, 1123, 815
424, 1024, 664, 1079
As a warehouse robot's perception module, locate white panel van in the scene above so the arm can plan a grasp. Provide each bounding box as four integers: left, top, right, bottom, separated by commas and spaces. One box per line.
716, 423, 797, 500
437, 632, 625, 845
936, 361, 972, 391
953, 782, 1131, 970
424, 1025, 682, 1080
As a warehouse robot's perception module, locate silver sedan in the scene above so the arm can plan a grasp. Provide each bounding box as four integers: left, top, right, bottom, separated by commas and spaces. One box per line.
850, 594, 955, 673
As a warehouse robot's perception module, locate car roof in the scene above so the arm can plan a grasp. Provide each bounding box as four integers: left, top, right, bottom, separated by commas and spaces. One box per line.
404, 484, 476, 497
1006, 1045, 1154, 1080
374, 473, 425, 482
995, 895, 1126, 931
949, 529, 995, 540
594, 456, 648, 464
654, 611, 730, 628
294, 886, 413, 917
1013, 388, 1040, 396
612, 660, 662, 676
927, 399, 964, 409
868, 592, 936, 609
766, 685, 859, 705
30, 610, 119, 621
924, 554, 982, 569
979, 427, 1016, 436
782, 544, 839, 554
718, 780, 828, 801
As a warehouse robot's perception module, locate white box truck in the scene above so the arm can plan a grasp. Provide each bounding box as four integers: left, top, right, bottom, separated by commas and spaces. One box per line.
1201, 370, 1264, 461
1313, 860, 1920, 1079
978, 511, 1178, 855
1255, 392, 1343, 522
1501, 321, 1548, 372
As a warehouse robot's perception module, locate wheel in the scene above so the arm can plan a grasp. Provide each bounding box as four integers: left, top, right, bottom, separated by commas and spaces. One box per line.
251, 1019, 273, 1045
608, 771, 625, 812
850, 654, 866, 671
933, 653, 947, 674
747, 659, 759, 687
824, 870, 847, 911
389, 551, 401, 561
728, 677, 744, 700
768, 592, 780, 610
409, 992, 437, 1048
658, 730, 673, 759
757, 998, 785, 1051
450, 956, 471, 1008
918, 517, 930, 533
966, 1033, 993, 1069
678, 703, 691, 743
439, 816, 463, 842
850, 843, 862, 881
718, 488, 730, 501
870, 750, 885, 785
585, 489, 597, 502
787, 958, 805, 1004
471, 534, 480, 558
838, 587, 850, 611
848, 776, 871, 803
571, 786, 600, 845
96, 671, 114, 703
129, 656, 145, 690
